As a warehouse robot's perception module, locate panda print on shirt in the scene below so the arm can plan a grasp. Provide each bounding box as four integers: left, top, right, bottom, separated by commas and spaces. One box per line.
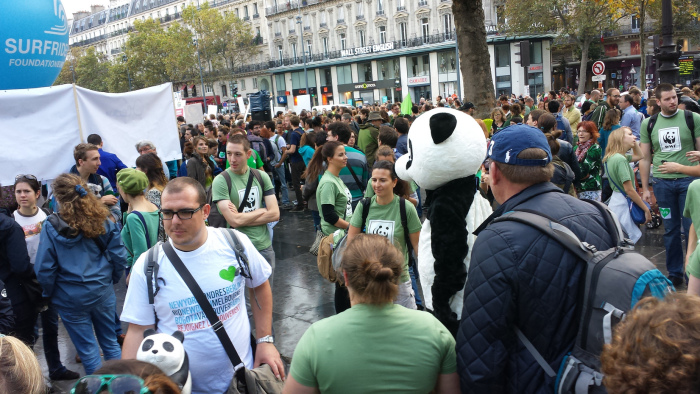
344, 187, 352, 217
237, 186, 260, 213
367, 220, 395, 240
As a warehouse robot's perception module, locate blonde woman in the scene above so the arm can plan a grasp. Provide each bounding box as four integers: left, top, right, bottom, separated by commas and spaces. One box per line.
0, 335, 47, 394
34, 173, 128, 374
602, 127, 650, 243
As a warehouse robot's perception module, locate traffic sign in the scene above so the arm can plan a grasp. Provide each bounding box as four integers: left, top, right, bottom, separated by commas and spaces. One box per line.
592, 75, 607, 82
592, 61, 605, 76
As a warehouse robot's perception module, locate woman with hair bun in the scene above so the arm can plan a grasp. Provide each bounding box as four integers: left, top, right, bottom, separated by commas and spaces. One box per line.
284, 234, 459, 394
34, 173, 128, 375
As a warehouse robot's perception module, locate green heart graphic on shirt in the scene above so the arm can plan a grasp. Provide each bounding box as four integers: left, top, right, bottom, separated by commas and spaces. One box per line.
219, 266, 237, 282
659, 208, 671, 220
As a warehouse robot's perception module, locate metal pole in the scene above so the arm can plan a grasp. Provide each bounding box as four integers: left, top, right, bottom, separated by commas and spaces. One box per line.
656, 0, 679, 85
297, 3, 309, 99
122, 55, 132, 91
454, 29, 461, 99
70, 65, 75, 84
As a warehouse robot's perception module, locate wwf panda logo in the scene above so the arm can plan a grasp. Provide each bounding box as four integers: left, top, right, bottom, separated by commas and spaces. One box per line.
367, 220, 395, 240
658, 127, 681, 152
237, 186, 259, 213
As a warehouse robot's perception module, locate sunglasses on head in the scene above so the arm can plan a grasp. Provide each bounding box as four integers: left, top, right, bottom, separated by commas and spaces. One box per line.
71, 374, 150, 394
15, 174, 38, 182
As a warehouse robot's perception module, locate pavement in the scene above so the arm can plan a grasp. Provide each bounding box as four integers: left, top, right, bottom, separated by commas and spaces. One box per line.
36, 207, 674, 393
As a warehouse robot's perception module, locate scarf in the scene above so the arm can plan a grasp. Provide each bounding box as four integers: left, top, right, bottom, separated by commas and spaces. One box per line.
575, 139, 594, 162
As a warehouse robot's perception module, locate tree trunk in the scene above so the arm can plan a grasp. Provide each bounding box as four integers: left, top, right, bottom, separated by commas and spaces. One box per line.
453, 0, 495, 119
577, 37, 590, 96
639, 2, 647, 90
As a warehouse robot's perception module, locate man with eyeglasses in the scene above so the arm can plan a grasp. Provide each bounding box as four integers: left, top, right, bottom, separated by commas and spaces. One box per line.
212, 134, 279, 284
121, 177, 284, 394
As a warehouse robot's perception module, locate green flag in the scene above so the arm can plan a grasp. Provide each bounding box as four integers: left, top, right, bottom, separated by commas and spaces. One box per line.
400, 92, 413, 115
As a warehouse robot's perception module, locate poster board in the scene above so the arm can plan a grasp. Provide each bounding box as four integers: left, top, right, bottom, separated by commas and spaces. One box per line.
184, 104, 204, 124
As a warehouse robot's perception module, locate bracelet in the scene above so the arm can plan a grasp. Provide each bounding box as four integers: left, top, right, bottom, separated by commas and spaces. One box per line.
255, 335, 274, 344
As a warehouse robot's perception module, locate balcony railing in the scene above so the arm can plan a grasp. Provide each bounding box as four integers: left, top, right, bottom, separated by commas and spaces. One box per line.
376, 10, 385, 16
319, 22, 327, 28
418, 0, 428, 6
357, 14, 365, 20
396, 6, 406, 12
265, 0, 327, 17
289, 29, 296, 34
304, 25, 311, 30
243, 16, 250, 21
275, 32, 282, 37
70, 34, 107, 47
111, 48, 122, 55
253, 13, 260, 18
337, 18, 345, 23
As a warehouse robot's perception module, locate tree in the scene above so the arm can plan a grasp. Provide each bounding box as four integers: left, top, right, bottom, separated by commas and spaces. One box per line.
182, 3, 257, 83
54, 47, 82, 86
453, 0, 495, 118
124, 19, 197, 89
504, 0, 621, 95
54, 47, 112, 91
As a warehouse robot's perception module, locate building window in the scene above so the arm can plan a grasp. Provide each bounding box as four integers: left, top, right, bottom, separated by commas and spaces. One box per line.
278, 45, 283, 61
494, 44, 511, 96
358, 30, 365, 47
244, 6, 249, 17
357, 2, 364, 18
496, 5, 505, 25
253, 78, 258, 89
323, 37, 329, 56
320, 10, 326, 25
292, 42, 297, 60
275, 74, 286, 95
631, 15, 640, 30
221, 85, 228, 97
307, 40, 312, 56
320, 68, 332, 86
241, 79, 246, 90
305, 14, 310, 28
235, 8, 239, 17
399, 22, 407, 45
337, 65, 352, 85
253, 3, 258, 15
529, 41, 543, 64
377, 58, 398, 80
377, 0, 384, 13
340, 33, 346, 50
443, 14, 453, 39
408, 55, 430, 77
338, 6, 344, 21
379, 26, 386, 44
358, 62, 372, 82
422, 18, 429, 43
205, 85, 213, 93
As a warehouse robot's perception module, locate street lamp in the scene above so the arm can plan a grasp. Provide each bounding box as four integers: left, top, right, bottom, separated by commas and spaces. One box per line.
122, 54, 132, 91
656, 0, 679, 85
193, 37, 207, 110
296, 10, 309, 103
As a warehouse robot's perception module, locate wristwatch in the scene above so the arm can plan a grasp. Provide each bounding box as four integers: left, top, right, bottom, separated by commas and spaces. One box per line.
255, 335, 275, 344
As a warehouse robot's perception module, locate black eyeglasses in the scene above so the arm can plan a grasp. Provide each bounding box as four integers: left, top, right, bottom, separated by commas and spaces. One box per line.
161, 204, 205, 220
15, 174, 38, 182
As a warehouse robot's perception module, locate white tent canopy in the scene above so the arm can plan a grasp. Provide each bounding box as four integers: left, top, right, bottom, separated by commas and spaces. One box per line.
0, 83, 180, 186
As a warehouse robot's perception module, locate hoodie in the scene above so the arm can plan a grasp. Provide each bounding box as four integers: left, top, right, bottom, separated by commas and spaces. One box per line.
0, 211, 33, 304
34, 213, 127, 309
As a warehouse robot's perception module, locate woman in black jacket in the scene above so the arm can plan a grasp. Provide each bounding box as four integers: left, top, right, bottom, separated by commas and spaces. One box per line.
186, 136, 218, 189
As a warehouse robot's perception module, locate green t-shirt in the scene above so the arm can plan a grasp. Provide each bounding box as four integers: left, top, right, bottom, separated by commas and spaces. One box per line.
605, 153, 634, 194
225, 150, 264, 170
289, 303, 456, 393
684, 180, 700, 279
350, 195, 422, 283
121, 210, 160, 267
211, 167, 275, 250
317, 171, 353, 236
640, 110, 700, 179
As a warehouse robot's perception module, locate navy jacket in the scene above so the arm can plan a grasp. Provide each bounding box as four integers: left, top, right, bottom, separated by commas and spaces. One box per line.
0, 278, 14, 334
456, 183, 615, 393
97, 148, 127, 190
0, 212, 33, 305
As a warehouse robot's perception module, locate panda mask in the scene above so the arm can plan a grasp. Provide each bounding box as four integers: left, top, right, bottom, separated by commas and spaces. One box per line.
137, 329, 192, 394
395, 108, 487, 190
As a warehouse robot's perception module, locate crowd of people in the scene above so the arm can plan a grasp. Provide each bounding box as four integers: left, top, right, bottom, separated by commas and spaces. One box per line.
1, 82, 700, 394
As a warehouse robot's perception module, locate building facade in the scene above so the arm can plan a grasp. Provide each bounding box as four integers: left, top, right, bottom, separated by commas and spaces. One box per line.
68, 0, 553, 109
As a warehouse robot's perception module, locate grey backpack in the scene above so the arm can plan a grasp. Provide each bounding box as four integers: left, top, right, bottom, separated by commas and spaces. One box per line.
494, 200, 674, 393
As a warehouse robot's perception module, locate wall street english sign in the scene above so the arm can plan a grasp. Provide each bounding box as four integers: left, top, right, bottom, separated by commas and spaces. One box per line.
341, 42, 395, 57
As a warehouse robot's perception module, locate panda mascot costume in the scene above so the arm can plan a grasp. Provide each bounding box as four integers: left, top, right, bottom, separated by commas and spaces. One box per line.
137, 329, 192, 394
395, 108, 492, 335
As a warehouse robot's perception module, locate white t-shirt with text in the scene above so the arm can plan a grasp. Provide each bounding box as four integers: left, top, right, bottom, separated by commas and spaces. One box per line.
13, 209, 48, 265
120, 227, 272, 394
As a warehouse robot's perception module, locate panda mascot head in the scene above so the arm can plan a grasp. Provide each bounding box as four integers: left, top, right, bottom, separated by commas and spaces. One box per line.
137, 330, 192, 394
395, 107, 486, 189
395, 108, 491, 336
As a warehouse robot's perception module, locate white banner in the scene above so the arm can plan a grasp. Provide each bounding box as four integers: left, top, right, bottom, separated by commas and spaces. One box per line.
0, 83, 179, 185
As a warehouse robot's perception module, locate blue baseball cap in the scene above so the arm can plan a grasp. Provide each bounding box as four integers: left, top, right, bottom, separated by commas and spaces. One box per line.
486, 124, 552, 166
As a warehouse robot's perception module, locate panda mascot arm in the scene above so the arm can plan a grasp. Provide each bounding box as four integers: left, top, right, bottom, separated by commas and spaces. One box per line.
137, 329, 192, 394
395, 108, 490, 337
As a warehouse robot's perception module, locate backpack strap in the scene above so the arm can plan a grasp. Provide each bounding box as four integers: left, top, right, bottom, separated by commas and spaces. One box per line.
399, 197, 416, 268
492, 211, 593, 262
646, 113, 659, 154
237, 170, 255, 213
346, 165, 365, 192
685, 109, 696, 148
145, 243, 162, 305
582, 199, 626, 247
220, 229, 252, 280
132, 211, 152, 249
360, 197, 371, 232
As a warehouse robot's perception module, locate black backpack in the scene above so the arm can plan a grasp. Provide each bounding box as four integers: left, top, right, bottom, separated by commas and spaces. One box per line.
646, 110, 696, 153
494, 200, 674, 393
